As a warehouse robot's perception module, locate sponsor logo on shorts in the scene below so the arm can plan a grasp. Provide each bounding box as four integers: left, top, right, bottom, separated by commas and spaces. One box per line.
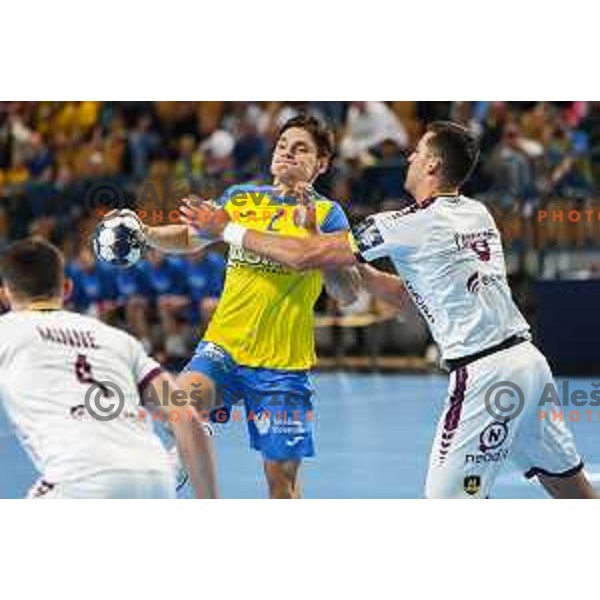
253, 413, 272, 436
199, 342, 229, 365
275, 419, 308, 435
463, 475, 481, 496
479, 421, 509, 452
286, 435, 306, 447
252, 413, 309, 440
465, 448, 509, 464
464, 421, 510, 465
273, 420, 307, 435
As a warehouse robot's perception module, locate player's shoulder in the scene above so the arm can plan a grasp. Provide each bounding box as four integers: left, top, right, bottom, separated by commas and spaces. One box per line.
374, 202, 433, 229
454, 194, 487, 211
313, 192, 350, 232
64, 311, 134, 345
63, 312, 151, 373
0, 311, 105, 346
437, 194, 486, 212
56, 310, 114, 334
0, 310, 52, 332
441, 194, 496, 225
0, 311, 20, 333
313, 192, 344, 212
0, 312, 36, 357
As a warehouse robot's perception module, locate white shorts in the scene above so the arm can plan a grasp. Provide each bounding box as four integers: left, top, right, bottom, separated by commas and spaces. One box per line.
27, 469, 176, 499
425, 341, 583, 498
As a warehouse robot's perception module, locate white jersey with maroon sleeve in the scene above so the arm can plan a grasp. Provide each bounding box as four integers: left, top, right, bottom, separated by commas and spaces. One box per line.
0, 310, 171, 485
353, 195, 531, 362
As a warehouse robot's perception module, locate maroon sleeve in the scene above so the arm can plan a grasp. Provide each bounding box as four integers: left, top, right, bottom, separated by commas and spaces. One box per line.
137, 367, 163, 397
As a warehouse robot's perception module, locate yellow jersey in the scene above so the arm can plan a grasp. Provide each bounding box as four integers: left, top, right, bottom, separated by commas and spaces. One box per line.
203, 184, 350, 370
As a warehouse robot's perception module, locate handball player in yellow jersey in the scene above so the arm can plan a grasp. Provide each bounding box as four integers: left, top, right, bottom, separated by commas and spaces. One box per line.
143, 115, 360, 498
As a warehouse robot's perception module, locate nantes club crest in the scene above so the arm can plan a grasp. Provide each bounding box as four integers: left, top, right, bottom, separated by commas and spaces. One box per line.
464, 475, 481, 496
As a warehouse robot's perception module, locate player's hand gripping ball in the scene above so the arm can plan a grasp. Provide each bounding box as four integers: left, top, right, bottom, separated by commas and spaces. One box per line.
93, 209, 146, 268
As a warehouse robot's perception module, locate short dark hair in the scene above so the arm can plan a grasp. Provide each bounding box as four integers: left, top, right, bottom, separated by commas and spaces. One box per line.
277, 114, 335, 163
425, 121, 479, 188
0, 238, 65, 300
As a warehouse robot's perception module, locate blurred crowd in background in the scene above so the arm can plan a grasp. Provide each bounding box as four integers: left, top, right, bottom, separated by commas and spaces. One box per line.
1, 101, 599, 365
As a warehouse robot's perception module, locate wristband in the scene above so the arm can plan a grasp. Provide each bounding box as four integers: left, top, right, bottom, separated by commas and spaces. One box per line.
222, 223, 248, 247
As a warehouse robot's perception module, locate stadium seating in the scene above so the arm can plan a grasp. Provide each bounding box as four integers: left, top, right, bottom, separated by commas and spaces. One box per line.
1, 101, 598, 361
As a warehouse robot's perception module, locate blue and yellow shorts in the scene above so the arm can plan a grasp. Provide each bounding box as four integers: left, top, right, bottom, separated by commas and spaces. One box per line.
183, 341, 315, 461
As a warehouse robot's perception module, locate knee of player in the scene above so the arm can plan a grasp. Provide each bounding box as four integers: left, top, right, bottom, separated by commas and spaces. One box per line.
266, 475, 296, 499
176, 371, 217, 409
264, 461, 298, 488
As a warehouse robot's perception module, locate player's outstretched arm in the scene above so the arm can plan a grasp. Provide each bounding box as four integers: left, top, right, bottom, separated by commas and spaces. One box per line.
240, 228, 357, 270
357, 264, 406, 309
145, 224, 193, 252
144, 224, 209, 254
180, 200, 357, 269
143, 199, 224, 254
100, 208, 199, 254
149, 372, 218, 499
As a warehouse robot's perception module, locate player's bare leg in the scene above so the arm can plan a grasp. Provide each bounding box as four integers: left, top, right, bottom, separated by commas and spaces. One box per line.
293, 477, 302, 499
176, 370, 219, 416
263, 459, 301, 499
538, 471, 598, 499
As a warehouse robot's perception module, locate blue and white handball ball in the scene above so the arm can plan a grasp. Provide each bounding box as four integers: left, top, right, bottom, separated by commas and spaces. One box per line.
93, 210, 146, 268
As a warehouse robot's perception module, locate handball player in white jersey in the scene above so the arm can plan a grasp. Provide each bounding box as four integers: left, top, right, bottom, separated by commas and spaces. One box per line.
183, 120, 596, 499
0, 238, 217, 499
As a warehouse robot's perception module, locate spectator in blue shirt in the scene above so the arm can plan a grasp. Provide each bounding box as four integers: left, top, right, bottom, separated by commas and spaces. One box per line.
186, 249, 226, 329
141, 249, 190, 357
66, 245, 117, 319
26, 132, 53, 179
111, 262, 154, 352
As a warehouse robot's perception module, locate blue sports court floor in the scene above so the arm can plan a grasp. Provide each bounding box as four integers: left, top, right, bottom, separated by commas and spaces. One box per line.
1, 373, 598, 498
